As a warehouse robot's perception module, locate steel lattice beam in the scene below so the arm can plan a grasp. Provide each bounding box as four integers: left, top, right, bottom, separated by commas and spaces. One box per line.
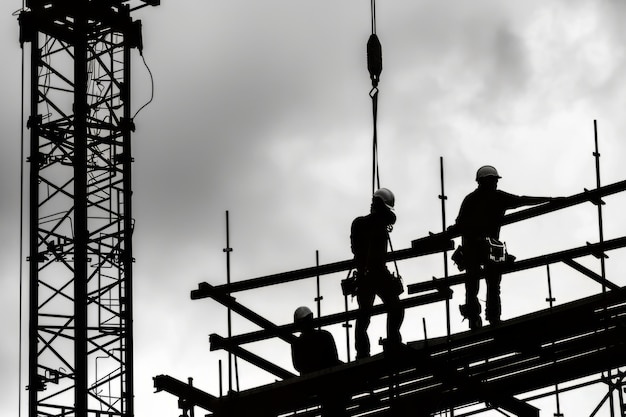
19, 2, 157, 416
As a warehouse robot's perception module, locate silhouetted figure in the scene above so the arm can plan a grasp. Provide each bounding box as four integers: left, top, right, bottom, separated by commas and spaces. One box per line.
291, 306, 346, 416
453, 165, 555, 330
291, 306, 341, 374
350, 188, 404, 359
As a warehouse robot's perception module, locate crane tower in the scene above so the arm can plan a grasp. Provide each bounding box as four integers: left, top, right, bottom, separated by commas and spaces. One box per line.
18, 1, 158, 416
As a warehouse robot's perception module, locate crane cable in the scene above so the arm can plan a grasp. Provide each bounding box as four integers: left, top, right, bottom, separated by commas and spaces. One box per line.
367, 0, 382, 195
366, 1, 401, 280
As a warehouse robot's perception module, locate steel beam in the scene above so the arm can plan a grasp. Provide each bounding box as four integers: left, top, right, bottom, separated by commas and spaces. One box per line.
408, 236, 626, 294
209, 288, 451, 349
158, 287, 626, 417
190, 179, 626, 299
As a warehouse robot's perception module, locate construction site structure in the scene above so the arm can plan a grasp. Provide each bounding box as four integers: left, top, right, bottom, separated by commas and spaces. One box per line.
18, 1, 158, 416
154, 174, 626, 416
16, 1, 626, 416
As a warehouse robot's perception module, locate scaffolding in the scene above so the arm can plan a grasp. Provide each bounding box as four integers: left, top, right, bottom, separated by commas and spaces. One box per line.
154, 140, 626, 416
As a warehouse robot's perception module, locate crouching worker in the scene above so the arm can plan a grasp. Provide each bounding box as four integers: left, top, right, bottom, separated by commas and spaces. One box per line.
291, 306, 341, 373
291, 306, 347, 416
350, 188, 405, 359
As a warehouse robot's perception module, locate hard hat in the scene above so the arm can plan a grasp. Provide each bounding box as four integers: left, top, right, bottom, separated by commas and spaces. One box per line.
373, 188, 395, 211
475, 165, 501, 181
294, 306, 313, 323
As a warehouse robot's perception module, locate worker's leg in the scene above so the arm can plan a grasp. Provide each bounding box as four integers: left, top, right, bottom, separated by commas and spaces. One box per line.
355, 283, 376, 359
378, 277, 404, 344
485, 265, 502, 324
461, 262, 483, 329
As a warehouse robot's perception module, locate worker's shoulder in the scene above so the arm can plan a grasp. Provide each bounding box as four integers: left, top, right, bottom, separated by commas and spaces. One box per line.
351, 214, 371, 228
495, 189, 520, 200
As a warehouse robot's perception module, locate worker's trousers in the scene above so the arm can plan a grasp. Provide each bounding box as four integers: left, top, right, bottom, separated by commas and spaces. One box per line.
464, 261, 502, 323
355, 271, 404, 359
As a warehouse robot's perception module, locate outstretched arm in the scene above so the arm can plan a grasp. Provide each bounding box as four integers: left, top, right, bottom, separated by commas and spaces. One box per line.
518, 195, 553, 206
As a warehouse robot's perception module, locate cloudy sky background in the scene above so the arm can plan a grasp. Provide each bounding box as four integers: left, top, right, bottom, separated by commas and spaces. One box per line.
2, 0, 626, 416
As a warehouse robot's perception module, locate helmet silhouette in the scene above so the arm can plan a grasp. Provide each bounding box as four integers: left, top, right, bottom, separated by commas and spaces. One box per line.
294, 306, 313, 323
476, 165, 501, 181
373, 188, 395, 211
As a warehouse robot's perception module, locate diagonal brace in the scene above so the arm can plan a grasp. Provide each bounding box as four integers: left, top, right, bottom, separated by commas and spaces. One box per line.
562, 258, 620, 291
191, 282, 296, 344
209, 334, 296, 380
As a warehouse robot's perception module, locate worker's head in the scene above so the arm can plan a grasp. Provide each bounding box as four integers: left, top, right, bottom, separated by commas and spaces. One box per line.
371, 188, 396, 224
476, 165, 501, 190
373, 188, 395, 211
294, 306, 314, 331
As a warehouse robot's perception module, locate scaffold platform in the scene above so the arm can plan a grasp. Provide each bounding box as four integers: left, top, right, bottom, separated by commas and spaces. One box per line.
154, 285, 626, 416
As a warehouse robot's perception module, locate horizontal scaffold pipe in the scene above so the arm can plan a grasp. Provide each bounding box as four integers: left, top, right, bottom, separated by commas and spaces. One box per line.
153, 374, 219, 412
191, 179, 626, 298
210, 288, 451, 350
192, 236, 453, 298
408, 236, 626, 294
441, 178, 626, 240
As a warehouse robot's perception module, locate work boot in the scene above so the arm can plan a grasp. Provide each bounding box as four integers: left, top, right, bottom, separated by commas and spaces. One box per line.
460, 304, 482, 331
355, 351, 370, 360
469, 315, 483, 330
487, 316, 502, 326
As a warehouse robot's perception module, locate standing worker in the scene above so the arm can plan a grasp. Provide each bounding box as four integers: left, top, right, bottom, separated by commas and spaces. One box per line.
452, 165, 557, 330
349, 188, 404, 359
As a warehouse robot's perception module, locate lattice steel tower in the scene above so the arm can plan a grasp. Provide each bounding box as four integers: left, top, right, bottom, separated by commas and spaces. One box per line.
18, 1, 158, 416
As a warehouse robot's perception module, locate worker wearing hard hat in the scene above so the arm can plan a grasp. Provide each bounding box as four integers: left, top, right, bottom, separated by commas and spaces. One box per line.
291, 306, 346, 416
349, 188, 405, 359
452, 165, 557, 330
291, 306, 341, 374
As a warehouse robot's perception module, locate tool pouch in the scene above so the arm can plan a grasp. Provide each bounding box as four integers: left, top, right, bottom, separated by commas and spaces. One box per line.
390, 272, 405, 296
341, 271, 359, 297
486, 237, 507, 263
452, 245, 466, 271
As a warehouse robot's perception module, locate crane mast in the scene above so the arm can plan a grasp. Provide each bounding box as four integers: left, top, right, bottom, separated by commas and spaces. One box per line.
18, 1, 158, 416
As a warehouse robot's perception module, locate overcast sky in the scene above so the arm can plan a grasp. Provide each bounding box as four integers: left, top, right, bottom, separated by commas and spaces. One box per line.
2, 1, 626, 416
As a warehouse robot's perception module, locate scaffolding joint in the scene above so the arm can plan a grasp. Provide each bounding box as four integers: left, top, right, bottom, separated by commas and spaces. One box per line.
584, 188, 606, 206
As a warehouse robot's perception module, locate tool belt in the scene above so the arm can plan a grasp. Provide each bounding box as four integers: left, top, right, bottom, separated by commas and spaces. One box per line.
341, 269, 404, 297
452, 237, 510, 271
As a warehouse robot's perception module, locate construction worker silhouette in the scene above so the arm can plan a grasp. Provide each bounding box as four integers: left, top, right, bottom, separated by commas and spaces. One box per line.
453, 165, 554, 330
350, 188, 404, 359
291, 306, 341, 374
291, 306, 347, 416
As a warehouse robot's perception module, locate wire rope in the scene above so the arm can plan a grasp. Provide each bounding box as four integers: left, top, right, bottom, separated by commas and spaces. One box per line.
370, 0, 377, 34
367, 0, 382, 194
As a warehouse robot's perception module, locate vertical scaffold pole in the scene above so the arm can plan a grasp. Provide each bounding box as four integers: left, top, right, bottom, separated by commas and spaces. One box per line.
315, 250, 323, 322
224, 211, 233, 394
545, 265, 563, 417
593, 121, 615, 417
438, 157, 451, 339
592, 120, 607, 293
343, 291, 352, 363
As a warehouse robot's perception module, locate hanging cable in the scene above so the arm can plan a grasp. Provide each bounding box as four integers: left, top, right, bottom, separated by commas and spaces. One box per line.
366, 1, 399, 281
367, 0, 383, 194
132, 52, 155, 120
371, 90, 380, 193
